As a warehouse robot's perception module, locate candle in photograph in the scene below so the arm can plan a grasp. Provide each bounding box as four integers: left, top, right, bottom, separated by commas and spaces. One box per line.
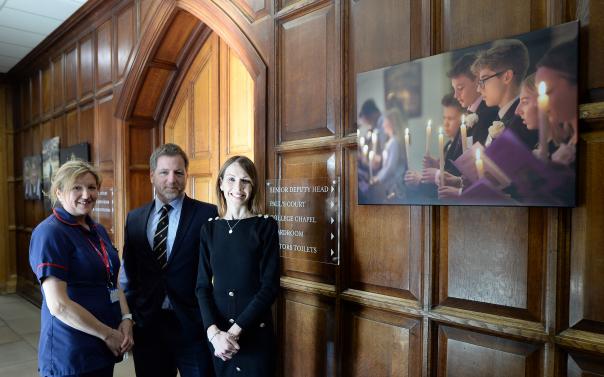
475, 149, 484, 179
362, 144, 369, 158
537, 81, 550, 160
460, 114, 467, 152
359, 136, 366, 148
404, 128, 410, 166
368, 150, 375, 180
425, 119, 432, 155
438, 127, 445, 187
371, 131, 378, 150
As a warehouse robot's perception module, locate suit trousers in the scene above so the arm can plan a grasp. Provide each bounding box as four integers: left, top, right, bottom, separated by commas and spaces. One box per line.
132, 309, 214, 377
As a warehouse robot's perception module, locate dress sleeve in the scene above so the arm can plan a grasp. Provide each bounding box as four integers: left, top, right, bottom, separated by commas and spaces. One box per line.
196, 223, 219, 331
29, 223, 70, 283
235, 217, 280, 329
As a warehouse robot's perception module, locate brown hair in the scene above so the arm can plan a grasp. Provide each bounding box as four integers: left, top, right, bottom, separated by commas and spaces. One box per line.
149, 143, 189, 172
49, 159, 102, 207
471, 39, 529, 86
521, 73, 537, 94
215, 156, 261, 216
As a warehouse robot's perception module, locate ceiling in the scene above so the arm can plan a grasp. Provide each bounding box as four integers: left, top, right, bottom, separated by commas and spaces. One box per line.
0, 0, 88, 73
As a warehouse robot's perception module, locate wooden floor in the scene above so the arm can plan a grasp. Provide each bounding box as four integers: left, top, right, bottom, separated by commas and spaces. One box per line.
0, 294, 136, 376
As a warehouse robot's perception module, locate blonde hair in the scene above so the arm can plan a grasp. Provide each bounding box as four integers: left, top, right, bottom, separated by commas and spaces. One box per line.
49, 160, 101, 207
521, 73, 537, 94
215, 156, 261, 217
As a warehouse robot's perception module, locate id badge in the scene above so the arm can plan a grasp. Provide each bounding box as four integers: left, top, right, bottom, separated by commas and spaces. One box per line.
108, 288, 119, 303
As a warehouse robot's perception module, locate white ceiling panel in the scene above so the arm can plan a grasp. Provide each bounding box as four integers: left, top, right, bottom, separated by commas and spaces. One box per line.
0, 26, 45, 48
0, 0, 88, 73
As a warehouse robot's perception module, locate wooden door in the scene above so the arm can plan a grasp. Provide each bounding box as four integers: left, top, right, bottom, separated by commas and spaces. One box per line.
164, 32, 254, 204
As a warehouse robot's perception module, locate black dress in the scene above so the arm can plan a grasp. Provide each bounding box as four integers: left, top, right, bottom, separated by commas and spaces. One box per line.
196, 215, 280, 377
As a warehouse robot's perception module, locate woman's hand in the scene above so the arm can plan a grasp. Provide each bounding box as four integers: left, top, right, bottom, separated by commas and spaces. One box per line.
118, 319, 134, 353
422, 155, 438, 169
210, 330, 240, 361
438, 185, 461, 199
104, 328, 125, 356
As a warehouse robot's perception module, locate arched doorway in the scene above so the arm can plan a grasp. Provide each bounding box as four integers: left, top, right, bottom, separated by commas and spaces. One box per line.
165, 32, 255, 204
115, 0, 266, 210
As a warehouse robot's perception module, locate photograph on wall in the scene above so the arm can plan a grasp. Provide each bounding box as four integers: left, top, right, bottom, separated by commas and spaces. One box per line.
356, 21, 578, 207
23, 155, 42, 200
42, 136, 60, 212
60, 142, 90, 165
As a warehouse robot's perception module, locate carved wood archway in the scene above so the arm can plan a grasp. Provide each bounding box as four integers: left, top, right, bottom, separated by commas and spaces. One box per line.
115, 0, 267, 212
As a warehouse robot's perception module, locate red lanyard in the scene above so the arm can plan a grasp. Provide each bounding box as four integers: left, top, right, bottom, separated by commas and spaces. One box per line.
53, 208, 113, 285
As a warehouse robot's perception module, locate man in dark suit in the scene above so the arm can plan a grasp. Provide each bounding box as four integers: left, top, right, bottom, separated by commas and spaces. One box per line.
448, 53, 499, 146
471, 39, 538, 149
121, 143, 217, 377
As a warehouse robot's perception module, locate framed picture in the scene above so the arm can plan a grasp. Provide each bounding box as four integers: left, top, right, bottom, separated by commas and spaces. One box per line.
42, 136, 60, 212
23, 155, 42, 200
356, 21, 578, 207
60, 142, 90, 165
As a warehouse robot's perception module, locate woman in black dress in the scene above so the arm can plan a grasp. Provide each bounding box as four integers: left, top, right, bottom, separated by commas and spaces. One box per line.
196, 155, 280, 376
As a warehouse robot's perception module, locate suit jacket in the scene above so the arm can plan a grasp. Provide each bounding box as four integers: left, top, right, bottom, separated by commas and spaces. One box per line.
469, 100, 499, 146
444, 130, 463, 176
500, 98, 538, 150
122, 195, 218, 339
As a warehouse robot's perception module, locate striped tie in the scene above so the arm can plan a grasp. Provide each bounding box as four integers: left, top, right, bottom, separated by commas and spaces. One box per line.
153, 204, 172, 269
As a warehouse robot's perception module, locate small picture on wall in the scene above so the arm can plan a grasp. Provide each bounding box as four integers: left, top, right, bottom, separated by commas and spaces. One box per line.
60, 142, 90, 165
356, 21, 578, 207
42, 136, 60, 212
23, 155, 42, 200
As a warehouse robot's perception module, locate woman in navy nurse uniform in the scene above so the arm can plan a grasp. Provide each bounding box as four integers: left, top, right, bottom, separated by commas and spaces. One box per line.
196, 156, 280, 376
29, 160, 134, 377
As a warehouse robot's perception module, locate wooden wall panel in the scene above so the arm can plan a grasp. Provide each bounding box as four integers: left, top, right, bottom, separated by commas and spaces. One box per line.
116, 4, 136, 80
96, 20, 113, 89
65, 108, 78, 146
79, 103, 95, 159
348, 0, 416, 134
585, 1, 604, 90
222, 44, 254, 160
32, 73, 40, 120
52, 55, 64, 111
132, 68, 173, 118
128, 169, 152, 213
79, 34, 95, 98
346, 147, 421, 299
129, 127, 154, 166
155, 11, 199, 63
65, 46, 78, 103
282, 290, 334, 377
279, 149, 336, 283
439, 0, 543, 52
42, 65, 52, 115
438, 207, 545, 321
435, 325, 542, 377
278, 3, 337, 141
96, 94, 114, 164
192, 55, 213, 157
566, 351, 604, 376
342, 304, 421, 377
53, 116, 66, 146
21, 81, 30, 124
569, 131, 604, 333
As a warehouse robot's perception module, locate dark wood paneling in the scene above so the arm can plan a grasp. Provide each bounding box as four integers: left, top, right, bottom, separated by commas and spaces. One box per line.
278, 3, 337, 141
281, 290, 335, 377
435, 324, 542, 377
566, 350, 604, 376
129, 126, 154, 166
65, 46, 78, 103
586, 2, 604, 91
139, 0, 154, 26
79, 103, 95, 160
279, 149, 336, 284
155, 11, 199, 63
42, 65, 52, 115
116, 4, 136, 80
53, 115, 66, 145
52, 55, 64, 110
342, 304, 421, 377
348, 0, 418, 134
128, 169, 152, 211
65, 108, 78, 146
96, 94, 114, 164
132, 68, 173, 118
346, 147, 421, 300
96, 19, 113, 89
79, 34, 95, 98
437, 207, 545, 321
439, 0, 544, 52
32, 73, 40, 120
569, 131, 604, 333
21, 81, 30, 124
